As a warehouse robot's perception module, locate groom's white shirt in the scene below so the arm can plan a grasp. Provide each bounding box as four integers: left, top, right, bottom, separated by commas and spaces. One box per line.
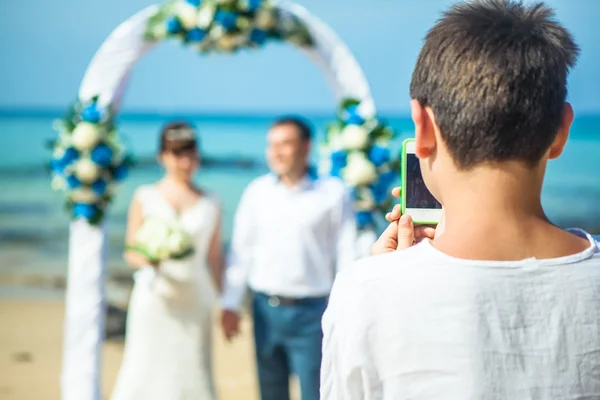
321, 230, 600, 400
221, 172, 357, 311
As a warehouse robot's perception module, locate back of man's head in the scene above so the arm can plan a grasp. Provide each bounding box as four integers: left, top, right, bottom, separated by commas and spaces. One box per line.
410, 0, 579, 169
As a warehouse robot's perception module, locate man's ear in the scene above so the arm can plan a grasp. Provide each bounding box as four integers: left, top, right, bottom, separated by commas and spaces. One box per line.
548, 102, 573, 160
411, 99, 437, 158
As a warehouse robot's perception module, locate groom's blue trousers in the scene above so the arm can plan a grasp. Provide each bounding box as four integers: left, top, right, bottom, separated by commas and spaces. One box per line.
252, 291, 328, 400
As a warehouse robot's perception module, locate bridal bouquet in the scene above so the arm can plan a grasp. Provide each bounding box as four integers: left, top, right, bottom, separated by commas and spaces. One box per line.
128, 217, 195, 263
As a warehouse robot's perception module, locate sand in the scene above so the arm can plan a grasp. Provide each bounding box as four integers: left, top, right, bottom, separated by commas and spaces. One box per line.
0, 300, 299, 400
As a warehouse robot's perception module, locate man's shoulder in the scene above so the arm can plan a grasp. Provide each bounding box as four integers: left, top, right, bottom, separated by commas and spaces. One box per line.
244, 174, 276, 193
333, 244, 436, 298
315, 175, 349, 197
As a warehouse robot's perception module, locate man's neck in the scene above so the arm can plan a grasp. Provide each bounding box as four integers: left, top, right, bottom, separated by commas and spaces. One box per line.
278, 167, 309, 188
431, 163, 589, 260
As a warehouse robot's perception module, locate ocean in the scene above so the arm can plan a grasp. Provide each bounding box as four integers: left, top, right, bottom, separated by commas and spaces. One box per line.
0, 112, 599, 288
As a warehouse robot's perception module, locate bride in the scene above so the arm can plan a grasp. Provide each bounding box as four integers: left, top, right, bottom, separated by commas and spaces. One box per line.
111, 121, 223, 400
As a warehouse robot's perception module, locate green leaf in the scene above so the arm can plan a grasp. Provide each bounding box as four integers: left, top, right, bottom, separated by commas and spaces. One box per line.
171, 247, 195, 260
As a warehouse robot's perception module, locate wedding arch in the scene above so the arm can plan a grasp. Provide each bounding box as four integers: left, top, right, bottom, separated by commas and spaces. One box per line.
48, 1, 398, 398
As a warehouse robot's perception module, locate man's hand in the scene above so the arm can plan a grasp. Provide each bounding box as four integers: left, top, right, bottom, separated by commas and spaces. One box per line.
371, 187, 443, 255
221, 310, 241, 341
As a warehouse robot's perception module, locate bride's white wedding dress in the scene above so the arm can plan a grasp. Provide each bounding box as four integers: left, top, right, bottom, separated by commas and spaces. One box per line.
111, 185, 219, 400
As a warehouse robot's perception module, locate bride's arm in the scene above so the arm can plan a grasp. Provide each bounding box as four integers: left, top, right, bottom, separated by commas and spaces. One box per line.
208, 208, 224, 292
123, 193, 156, 269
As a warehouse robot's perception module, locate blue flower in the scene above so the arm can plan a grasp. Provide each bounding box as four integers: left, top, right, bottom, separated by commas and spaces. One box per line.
248, 0, 263, 12
81, 103, 102, 124
62, 147, 80, 165
249, 29, 268, 45
91, 179, 108, 195
186, 28, 206, 42
112, 163, 129, 181
215, 11, 238, 31
356, 211, 374, 229
66, 175, 81, 189
330, 166, 343, 178
73, 203, 98, 220
331, 151, 347, 169
186, 0, 201, 6
371, 170, 397, 203
50, 159, 66, 173
343, 105, 365, 125
166, 17, 182, 34
90, 144, 113, 168
368, 146, 390, 167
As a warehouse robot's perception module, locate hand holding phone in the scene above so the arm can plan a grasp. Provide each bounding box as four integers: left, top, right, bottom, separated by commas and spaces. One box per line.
401, 139, 442, 225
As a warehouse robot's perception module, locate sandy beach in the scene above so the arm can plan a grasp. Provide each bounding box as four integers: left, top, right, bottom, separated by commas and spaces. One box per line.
0, 299, 298, 400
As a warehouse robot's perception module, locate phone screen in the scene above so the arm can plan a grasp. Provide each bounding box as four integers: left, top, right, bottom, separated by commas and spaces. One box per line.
405, 153, 442, 209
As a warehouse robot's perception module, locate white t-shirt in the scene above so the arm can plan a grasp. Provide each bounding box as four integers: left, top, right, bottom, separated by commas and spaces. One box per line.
321, 230, 600, 400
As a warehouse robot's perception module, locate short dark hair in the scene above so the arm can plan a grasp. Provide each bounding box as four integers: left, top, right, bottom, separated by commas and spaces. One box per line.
271, 116, 313, 142
159, 121, 199, 155
410, 0, 579, 169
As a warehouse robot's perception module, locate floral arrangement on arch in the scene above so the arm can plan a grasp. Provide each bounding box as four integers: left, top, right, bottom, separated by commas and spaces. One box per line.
48, 97, 133, 224
145, 0, 313, 53
320, 99, 399, 230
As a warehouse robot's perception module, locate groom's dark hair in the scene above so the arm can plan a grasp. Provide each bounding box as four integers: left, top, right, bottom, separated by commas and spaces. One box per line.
271, 116, 313, 142
410, 0, 579, 169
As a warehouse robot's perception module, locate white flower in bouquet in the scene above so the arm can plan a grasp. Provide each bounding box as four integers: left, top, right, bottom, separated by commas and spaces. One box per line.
53, 146, 66, 160
196, 4, 216, 29
71, 187, 99, 203
131, 218, 194, 262
166, 230, 192, 255
174, 1, 199, 30
340, 124, 369, 150
343, 152, 378, 186
72, 122, 102, 151
74, 158, 101, 183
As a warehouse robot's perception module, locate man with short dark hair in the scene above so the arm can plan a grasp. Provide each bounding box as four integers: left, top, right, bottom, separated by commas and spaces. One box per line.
321, 1, 600, 398
221, 116, 356, 400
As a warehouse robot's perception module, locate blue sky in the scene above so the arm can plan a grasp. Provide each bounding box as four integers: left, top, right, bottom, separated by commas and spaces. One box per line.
2, 0, 599, 114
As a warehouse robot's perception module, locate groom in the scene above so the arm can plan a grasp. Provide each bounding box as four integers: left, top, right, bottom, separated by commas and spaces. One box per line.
220, 116, 356, 400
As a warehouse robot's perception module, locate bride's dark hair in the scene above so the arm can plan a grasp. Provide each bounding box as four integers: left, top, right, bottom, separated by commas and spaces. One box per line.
159, 121, 199, 155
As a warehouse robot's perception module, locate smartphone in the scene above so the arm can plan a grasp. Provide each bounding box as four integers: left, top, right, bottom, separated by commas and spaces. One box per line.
401, 138, 442, 224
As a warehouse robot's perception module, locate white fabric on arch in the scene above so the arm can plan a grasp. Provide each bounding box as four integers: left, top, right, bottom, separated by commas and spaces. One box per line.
64, 3, 378, 399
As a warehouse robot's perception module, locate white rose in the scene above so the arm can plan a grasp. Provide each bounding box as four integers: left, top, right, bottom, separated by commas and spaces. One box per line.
70, 187, 99, 204
217, 35, 239, 52
328, 134, 345, 151
196, 4, 215, 29
51, 175, 67, 191
255, 9, 277, 30
175, 1, 199, 30
343, 153, 378, 186
209, 25, 225, 40
152, 23, 168, 39
71, 122, 101, 151
340, 124, 369, 150
166, 230, 188, 255
145, 239, 166, 261
74, 158, 100, 183
355, 188, 376, 211
53, 147, 66, 160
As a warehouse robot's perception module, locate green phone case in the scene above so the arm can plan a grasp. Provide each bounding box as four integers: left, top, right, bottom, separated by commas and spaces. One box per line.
400, 138, 440, 225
